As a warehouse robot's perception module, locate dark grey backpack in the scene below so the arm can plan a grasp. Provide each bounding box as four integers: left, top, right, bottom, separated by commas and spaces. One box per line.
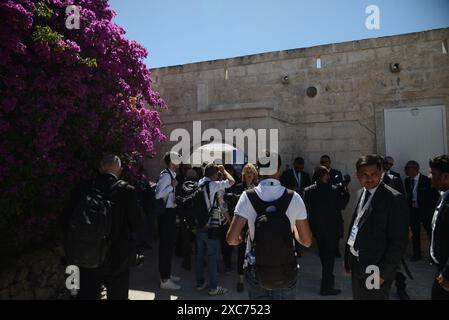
65, 180, 126, 268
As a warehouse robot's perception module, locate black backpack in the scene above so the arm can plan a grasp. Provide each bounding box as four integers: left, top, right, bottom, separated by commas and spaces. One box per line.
65, 180, 127, 268
176, 181, 221, 233
246, 188, 297, 289
176, 180, 208, 227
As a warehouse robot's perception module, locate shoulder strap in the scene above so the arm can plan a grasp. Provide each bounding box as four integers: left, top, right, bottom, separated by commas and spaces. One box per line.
278, 189, 295, 214
166, 169, 174, 180
204, 181, 218, 209
104, 180, 128, 200
246, 189, 294, 217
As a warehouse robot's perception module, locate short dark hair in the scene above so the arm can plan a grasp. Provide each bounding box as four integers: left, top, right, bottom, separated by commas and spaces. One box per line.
320, 155, 331, 161
313, 166, 329, 182
294, 157, 305, 165
356, 154, 382, 172
204, 163, 219, 178
405, 160, 420, 170
429, 155, 449, 174
163, 151, 180, 166
257, 150, 282, 173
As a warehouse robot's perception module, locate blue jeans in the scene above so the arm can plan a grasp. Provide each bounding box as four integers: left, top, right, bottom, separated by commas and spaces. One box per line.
245, 269, 297, 300
196, 230, 220, 290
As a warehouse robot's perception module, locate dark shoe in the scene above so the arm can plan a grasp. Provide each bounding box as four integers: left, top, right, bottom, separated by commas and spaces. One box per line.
398, 290, 411, 300
236, 282, 244, 293
410, 255, 422, 262
320, 289, 342, 296
181, 261, 191, 271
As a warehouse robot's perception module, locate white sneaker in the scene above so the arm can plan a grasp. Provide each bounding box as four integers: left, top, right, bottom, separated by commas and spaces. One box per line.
160, 279, 181, 290
208, 286, 228, 296
170, 275, 181, 282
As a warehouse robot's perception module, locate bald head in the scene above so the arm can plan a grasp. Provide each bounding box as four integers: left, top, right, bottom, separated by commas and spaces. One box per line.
100, 154, 122, 177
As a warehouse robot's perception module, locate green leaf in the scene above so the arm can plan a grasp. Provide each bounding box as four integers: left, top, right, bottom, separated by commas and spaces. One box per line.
32, 25, 61, 43
35, 2, 54, 19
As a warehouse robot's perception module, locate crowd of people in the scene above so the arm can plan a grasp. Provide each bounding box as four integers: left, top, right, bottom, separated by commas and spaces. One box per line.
64, 151, 449, 301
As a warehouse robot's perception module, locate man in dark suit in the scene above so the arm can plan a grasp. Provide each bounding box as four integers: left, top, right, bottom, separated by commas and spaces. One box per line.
404, 160, 440, 262
320, 154, 346, 257
280, 157, 312, 197
320, 155, 343, 185
304, 166, 350, 296
66, 155, 144, 300
344, 155, 409, 300
379, 156, 411, 300
384, 156, 401, 180
382, 163, 405, 195
280, 157, 312, 258
429, 155, 449, 300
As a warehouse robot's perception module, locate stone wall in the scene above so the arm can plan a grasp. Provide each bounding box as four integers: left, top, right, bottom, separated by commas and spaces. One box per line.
147, 28, 449, 237
0, 245, 67, 300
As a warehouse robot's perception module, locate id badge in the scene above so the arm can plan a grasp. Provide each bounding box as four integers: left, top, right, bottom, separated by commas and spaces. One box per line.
347, 225, 358, 247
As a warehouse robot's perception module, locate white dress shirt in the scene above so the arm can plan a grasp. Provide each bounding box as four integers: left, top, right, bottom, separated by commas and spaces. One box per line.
411, 174, 420, 208
155, 168, 177, 208
349, 184, 380, 257
293, 168, 301, 189
198, 177, 231, 212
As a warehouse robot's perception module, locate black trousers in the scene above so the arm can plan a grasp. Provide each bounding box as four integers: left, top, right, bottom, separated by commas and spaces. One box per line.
175, 217, 193, 267
220, 225, 232, 269
431, 268, 449, 300
410, 207, 432, 257
78, 267, 130, 300
350, 255, 394, 300
157, 208, 177, 279
237, 242, 246, 276
395, 271, 407, 292
316, 235, 338, 291
432, 279, 449, 300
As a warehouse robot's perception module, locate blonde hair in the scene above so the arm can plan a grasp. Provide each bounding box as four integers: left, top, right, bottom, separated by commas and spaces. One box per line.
242, 163, 258, 184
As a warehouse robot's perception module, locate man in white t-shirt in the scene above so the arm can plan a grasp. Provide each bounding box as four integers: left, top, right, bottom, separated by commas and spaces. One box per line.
227, 151, 312, 300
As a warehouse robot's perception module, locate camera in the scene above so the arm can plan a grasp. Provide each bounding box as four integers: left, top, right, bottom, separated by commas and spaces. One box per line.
335, 174, 351, 188
135, 252, 145, 267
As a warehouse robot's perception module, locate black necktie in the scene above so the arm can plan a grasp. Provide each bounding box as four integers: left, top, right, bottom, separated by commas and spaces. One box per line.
362, 190, 371, 208
410, 179, 415, 194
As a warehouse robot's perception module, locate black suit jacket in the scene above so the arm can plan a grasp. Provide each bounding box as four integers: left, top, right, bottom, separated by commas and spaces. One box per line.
304, 183, 350, 238
382, 173, 405, 195
344, 183, 409, 281
432, 193, 449, 279
65, 174, 144, 271
404, 175, 440, 219
389, 170, 401, 180
280, 168, 311, 196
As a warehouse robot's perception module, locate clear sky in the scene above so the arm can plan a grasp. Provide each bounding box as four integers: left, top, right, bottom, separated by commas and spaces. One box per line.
109, 0, 449, 68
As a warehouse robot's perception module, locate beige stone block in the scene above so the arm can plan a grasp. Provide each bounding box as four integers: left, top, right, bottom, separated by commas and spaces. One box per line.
227, 66, 247, 78
347, 50, 376, 64
306, 125, 333, 139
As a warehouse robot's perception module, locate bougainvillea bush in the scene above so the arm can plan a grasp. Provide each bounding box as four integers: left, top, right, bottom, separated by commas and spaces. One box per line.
0, 0, 166, 255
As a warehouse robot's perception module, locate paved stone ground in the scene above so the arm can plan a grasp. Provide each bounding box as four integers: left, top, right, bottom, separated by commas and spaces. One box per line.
129, 242, 436, 300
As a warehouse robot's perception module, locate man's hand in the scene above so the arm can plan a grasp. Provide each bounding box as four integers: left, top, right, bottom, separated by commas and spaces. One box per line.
437, 274, 449, 291
171, 179, 178, 188
379, 277, 385, 286
218, 165, 225, 173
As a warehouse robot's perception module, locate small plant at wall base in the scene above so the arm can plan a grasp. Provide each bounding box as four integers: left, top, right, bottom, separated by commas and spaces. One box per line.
0, 0, 166, 256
